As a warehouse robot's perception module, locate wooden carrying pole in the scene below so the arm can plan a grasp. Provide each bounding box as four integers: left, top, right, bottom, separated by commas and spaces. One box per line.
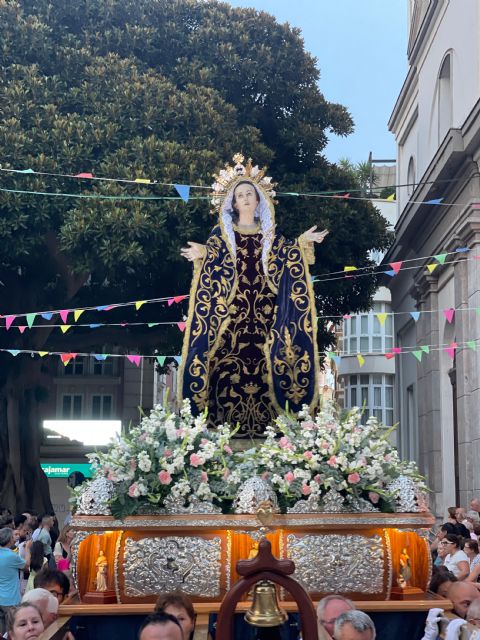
216, 538, 319, 640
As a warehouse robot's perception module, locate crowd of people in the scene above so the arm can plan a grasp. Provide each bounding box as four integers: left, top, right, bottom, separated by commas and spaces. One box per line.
5, 501, 480, 639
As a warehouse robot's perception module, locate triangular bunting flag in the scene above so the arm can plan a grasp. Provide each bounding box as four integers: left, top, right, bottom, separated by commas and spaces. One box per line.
343, 314, 352, 320
445, 342, 457, 359
421, 346, 430, 354
331, 354, 341, 365
156, 355, 167, 366
326, 351, 336, 359
311, 276, 318, 283
376, 313, 388, 326
384, 270, 397, 277
26, 313, 36, 328
434, 253, 448, 265
392, 347, 402, 354
386, 193, 395, 202
96, 305, 108, 311
174, 184, 190, 203
134, 178, 151, 184
89, 324, 102, 328
147, 323, 159, 328
385, 352, 395, 360
455, 247, 470, 253
389, 261, 403, 274
177, 322, 187, 332
173, 295, 187, 304
135, 301, 146, 311
75, 172, 94, 179
410, 311, 421, 322
60, 325, 71, 333
443, 308, 455, 323
7, 349, 20, 356
412, 350, 423, 362
467, 340, 476, 350
41, 313, 53, 320
357, 354, 365, 367
5, 315, 16, 330
167, 298, 175, 307
59, 310, 69, 323
127, 355, 141, 367
38, 351, 48, 357
94, 354, 108, 361
426, 263, 438, 273
17, 326, 27, 334
424, 198, 444, 205
60, 353, 74, 365
74, 309, 85, 322
174, 356, 182, 365
15, 168, 35, 174
344, 266, 357, 272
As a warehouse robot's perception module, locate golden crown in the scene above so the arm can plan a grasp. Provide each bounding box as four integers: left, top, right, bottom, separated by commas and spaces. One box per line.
210, 153, 276, 214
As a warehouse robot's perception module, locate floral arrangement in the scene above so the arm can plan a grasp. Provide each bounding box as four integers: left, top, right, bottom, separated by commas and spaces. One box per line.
78, 399, 427, 518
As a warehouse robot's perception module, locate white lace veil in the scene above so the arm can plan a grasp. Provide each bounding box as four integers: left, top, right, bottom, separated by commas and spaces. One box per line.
220, 181, 275, 274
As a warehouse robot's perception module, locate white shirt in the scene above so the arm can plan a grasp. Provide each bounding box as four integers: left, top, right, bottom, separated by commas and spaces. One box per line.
445, 549, 469, 576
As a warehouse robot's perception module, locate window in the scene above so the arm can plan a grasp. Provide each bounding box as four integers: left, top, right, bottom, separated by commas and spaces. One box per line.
438, 53, 452, 143
342, 302, 393, 355
407, 157, 415, 196
345, 374, 394, 425
61, 394, 83, 419
93, 359, 114, 376
92, 395, 113, 419
63, 357, 85, 376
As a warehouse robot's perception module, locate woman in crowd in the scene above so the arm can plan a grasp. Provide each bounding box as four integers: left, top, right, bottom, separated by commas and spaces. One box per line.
155, 592, 196, 640
24, 542, 47, 594
464, 539, 480, 582
6, 603, 44, 640
53, 526, 74, 571
441, 534, 470, 579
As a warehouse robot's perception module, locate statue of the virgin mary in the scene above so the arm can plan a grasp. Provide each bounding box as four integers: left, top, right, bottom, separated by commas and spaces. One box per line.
178, 154, 328, 437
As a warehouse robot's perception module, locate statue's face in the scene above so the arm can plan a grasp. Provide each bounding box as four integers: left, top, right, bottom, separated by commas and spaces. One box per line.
232, 182, 259, 217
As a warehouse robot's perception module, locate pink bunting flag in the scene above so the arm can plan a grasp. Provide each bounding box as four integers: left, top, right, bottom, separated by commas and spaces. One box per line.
75, 172, 94, 179
59, 310, 69, 323
17, 326, 27, 334
389, 261, 403, 274
167, 298, 175, 306
385, 352, 395, 360
127, 355, 141, 367
5, 315, 16, 330
443, 308, 455, 323
177, 322, 187, 332
392, 347, 402, 354
343, 314, 352, 320
173, 295, 187, 304
445, 342, 458, 359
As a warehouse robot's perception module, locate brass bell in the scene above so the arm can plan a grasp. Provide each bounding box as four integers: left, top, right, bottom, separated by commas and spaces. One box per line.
245, 580, 288, 627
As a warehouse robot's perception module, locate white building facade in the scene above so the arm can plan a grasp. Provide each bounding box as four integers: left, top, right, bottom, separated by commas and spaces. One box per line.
387, 0, 480, 516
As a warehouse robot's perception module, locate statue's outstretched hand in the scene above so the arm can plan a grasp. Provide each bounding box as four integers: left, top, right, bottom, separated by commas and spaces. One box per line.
180, 241, 206, 261
301, 226, 329, 244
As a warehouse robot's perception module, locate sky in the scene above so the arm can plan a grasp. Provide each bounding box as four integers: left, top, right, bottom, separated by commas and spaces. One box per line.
226, 0, 408, 164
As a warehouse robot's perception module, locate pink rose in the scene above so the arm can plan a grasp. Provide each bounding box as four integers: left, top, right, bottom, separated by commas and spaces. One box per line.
201, 438, 209, 445
201, 471, 208, 483
304, 451, 313, 460
302, 484, 312, 496
347, 472, 361, 484
224, 445, 233, 454
301, 421, 315, 431
384, 454, 392, 462
284, 471, 295, 483
158, 470, 172, 485
190, 453, 203, 467
164, 450, 172, 458
279, 437, 290, 449
176, 428, 186, 437
327, 455, 337, 467
313, 474, 322, 484
368, 491, 380, 504
128, 483, 138, 498
322, 442, 330, 450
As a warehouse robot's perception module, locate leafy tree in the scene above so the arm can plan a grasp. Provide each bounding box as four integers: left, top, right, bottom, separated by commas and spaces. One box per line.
0, 0, 390, 512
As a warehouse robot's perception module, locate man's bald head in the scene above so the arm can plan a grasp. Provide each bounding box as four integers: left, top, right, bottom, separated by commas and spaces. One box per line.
447, 581, 480, 618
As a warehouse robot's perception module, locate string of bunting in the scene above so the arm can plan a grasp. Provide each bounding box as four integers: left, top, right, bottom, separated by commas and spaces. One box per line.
1, 164, 475, 199
0, 246, 477, 325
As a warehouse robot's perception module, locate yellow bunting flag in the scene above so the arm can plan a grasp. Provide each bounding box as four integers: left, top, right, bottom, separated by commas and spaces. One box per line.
386, 193, 395, 201
357, 354, 365, 367
426, 263, 438, 273
376, 313, 388, 326
344, 266, 357, 272
135, 301, 146, 310
38, 351, 48, 357
74, 309, 85, 322
60, 325, 71, 333
134, 178, 151, 184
